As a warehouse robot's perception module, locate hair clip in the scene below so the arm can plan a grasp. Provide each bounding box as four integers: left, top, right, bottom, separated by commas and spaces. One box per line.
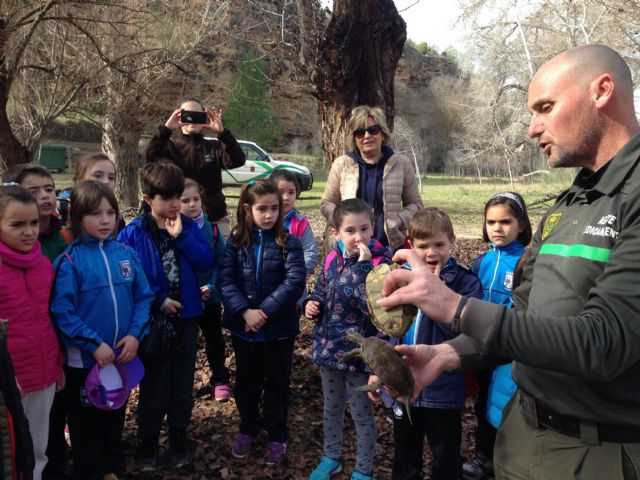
2, 182, 19, 187
248, 180, 255, 186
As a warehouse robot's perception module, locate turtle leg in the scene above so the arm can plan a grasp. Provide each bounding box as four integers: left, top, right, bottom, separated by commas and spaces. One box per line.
341, 348, 362, 363
356, 380, 382, 392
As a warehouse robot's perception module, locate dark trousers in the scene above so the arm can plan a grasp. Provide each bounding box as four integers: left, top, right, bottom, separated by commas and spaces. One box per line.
136, 317, 199, 446
43, 387, 69, 477
198, 302, 230, 386
65, 367, 126, 480
473, 369, 497, 458
231, 336, 294, 443
392, 406, 462, 480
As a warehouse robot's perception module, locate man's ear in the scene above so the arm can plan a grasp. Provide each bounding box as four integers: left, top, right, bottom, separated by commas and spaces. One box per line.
142, 194, 152, 206
591, 73, 614, 110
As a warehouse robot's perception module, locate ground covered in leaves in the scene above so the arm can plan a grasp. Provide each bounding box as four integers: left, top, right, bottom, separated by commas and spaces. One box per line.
115, 239, 487, 480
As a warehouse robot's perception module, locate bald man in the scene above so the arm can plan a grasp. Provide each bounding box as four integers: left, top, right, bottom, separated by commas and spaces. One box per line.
377, 44, 640, 479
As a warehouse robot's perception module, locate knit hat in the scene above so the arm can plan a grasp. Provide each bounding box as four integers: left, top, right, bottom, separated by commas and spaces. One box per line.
84, 355, 144, 410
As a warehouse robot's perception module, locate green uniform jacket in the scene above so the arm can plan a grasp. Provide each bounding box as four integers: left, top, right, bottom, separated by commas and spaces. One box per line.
451, 132, 640, 427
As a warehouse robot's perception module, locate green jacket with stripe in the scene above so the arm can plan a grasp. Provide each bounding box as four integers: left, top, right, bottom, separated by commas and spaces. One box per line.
451, 132, 640, 427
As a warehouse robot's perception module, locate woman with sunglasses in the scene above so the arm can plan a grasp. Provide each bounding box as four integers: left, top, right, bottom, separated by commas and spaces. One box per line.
320, 105, 423, 250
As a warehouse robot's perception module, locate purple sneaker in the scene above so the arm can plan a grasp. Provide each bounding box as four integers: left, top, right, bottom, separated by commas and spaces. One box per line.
214, 383, 232, 402
232, 434, 254, 458
264, 441, 287, 465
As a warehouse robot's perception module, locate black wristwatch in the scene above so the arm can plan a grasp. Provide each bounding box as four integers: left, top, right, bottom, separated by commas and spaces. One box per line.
451, 296, 469, 334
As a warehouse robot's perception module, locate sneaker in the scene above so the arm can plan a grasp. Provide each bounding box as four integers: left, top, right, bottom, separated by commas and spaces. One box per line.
214, 383, 232, 402
135, 443, 158, 472
264, 441, 286, 465
135, 453, 157, 473
309, 456, 342, 480
463, 451, 494, 480
350, 471, 374, 480
231, 434, 254, 459
170, 430, 192, 468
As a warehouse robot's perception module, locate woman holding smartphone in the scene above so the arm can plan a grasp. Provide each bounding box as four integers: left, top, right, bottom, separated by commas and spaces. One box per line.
143, 96, 246, 240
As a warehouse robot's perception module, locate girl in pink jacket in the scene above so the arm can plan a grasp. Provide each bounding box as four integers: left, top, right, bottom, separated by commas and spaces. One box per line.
0, 185, 63, 480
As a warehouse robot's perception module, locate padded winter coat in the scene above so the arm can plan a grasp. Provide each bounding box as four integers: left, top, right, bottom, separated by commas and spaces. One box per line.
0, 240, 61, 393
320, 151, 422, 249
219, 230, 305, 341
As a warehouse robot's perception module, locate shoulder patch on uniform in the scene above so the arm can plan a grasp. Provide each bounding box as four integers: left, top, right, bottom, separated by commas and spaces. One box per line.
542, 213, 562, 240
119, 260, 132, 278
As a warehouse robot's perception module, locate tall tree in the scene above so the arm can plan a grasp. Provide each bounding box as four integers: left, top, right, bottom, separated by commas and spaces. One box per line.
224, 51, 283, 151
0, 1, 119, 169
296, 0, 407, 163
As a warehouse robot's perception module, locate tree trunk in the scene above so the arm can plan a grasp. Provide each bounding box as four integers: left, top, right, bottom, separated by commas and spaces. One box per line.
312, 0, 406, 164
102, 113, 144, 208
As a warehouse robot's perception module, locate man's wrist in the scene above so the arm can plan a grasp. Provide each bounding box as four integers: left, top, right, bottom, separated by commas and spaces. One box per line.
450, 295, 469, 333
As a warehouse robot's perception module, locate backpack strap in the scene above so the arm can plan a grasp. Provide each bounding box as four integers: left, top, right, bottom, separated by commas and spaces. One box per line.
323, 250, 338, 273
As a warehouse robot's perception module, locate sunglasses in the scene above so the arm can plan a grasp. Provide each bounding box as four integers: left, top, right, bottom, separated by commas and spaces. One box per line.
353, 125, 381, 139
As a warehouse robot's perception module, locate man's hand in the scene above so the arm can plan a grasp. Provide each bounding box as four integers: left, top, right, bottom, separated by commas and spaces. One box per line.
243, 309, 267, 332
206, 106, 224, 134
378, 249, 461, 323
305, 300, 320, 319
394, 343, 461, 401
165, 214, 183, 238
357, 242, 372, 262
115, 335, 140, 364
93, 342, 116, 368
165, 108, 182, 130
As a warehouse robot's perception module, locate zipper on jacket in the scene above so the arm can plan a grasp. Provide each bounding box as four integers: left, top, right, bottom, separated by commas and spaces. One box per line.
99, 240, 120, 346
255, 230, 264, 299
488, 247, 501, 302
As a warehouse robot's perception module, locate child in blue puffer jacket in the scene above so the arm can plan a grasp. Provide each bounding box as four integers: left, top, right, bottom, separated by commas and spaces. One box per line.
305, 198, 392, 480
218, 180, 305, 466
463, 192, 532, 480
51, 181, 154, 479
372, 208, 483, 480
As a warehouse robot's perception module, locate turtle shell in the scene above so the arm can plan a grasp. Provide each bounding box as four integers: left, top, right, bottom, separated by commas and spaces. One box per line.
366, 263, 417, 337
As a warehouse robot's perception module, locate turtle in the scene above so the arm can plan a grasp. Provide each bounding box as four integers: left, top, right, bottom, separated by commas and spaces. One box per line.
366, 263, 417, 337
341, 330, 414, 424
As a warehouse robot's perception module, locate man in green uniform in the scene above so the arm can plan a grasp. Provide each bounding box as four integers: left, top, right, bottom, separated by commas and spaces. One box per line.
377, 44, 640, 479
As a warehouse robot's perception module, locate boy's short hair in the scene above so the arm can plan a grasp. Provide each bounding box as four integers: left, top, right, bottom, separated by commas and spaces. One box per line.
3, 164, 54, 186
409, 208, 455, 241
332, 198, 374, 229
140, 160, 185, 198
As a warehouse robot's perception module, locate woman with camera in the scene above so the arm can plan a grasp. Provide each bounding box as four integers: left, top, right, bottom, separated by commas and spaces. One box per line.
143, 97, 246, 239
320, 105, 422, 250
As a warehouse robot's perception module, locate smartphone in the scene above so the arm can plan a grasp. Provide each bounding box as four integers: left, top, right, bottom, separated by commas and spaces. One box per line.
180, 109, 207, 124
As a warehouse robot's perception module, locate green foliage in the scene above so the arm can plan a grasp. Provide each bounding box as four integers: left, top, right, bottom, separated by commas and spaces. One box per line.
224, 51, 282, 150
405, 38, 440, 57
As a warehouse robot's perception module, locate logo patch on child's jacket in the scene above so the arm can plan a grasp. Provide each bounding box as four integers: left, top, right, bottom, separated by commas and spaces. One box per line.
542, 213, 562, 240
119, 260, 132, 278
503, 271, 513, 290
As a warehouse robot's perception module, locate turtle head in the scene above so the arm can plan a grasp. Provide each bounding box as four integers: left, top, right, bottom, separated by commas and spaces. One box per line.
345, 330, 365, 344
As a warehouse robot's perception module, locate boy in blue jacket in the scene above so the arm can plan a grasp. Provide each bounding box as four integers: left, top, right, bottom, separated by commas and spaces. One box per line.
371, 208, 483, 480
117, 161, 214, 471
